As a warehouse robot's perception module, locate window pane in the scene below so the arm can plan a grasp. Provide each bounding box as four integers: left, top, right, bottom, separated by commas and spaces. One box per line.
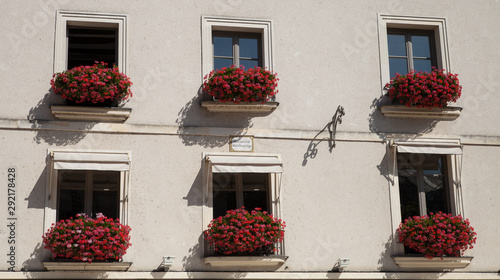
213, 36, 233, 57
213, 173, 237, 218
92, 171, 120, 219
389, 57, 408, 78
214, 58, 234, 70
239, 37, 259, 59
68, 27, 117, 69
242, 173, 268, 212
413, 59, 433, 73
411, 35, 431, 58
58, 170, 86, 220
423, 155, 448, 214
398, 154, 421, 220
239, 59, 260, 69
388, 34, 407, 56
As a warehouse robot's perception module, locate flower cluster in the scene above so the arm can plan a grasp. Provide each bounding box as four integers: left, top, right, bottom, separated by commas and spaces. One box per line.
204, 207, 285, 255
42, 214, 131, 263
51, 61, 133, 104
398, 212, 476, 259
385, 68, 461, 108
203, 66, 278, 102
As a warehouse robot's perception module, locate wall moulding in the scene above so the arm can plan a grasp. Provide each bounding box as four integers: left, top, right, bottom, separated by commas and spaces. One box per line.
380, 105, 462, 120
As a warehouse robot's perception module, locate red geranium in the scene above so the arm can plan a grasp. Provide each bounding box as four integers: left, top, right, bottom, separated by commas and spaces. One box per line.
42, 214, 131, 263
398, 212, 476, 259
203, 66, 278, 103
204, 207, 285, 255
51, 61, 133, 104
385, 68, 461, 108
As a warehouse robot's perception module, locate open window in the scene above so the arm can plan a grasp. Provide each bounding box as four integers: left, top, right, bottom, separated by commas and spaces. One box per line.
387, 139, 463, 255
202, 153, 284, 256
44, 150, 130, 232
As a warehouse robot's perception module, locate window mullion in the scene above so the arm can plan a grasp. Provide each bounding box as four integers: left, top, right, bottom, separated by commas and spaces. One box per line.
234, 35, 239, 67
85, 171, 93, 217
406, 33, 414, 72
417, 164, 427, 216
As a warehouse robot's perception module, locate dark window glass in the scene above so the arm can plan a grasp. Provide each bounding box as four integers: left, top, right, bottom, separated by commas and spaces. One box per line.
212, 173, 269, 218
213, 32, 262, 70
67, 26, 117, 69
387, 30, 435, 78
57, 170, 120, 220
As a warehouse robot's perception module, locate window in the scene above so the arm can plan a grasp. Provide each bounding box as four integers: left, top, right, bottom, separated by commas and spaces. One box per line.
387, 29, 436, 78
213, 173, 269, 218
378, 15, 450, 87
203, 153, 283, 255
54, 11, 127, 73
57, 170, 120, 220
213, 32, 262, 70
387, 139, 463, 254
202, 16, 273, 76
44, 151, 130, 232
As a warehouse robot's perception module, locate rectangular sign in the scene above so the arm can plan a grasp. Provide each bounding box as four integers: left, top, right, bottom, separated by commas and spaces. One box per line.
230, 136, 254, 152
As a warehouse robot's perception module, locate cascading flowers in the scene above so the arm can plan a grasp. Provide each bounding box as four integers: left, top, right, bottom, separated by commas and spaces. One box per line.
42, 214, 131, 263
204, 207, 285, 255
50, 61, 133, 105
203, 65, 278, 103
385, 68, 461, 108
398, 212, 476, 259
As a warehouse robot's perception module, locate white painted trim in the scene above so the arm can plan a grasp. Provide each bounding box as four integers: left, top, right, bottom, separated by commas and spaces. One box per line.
201, 101, 279, 113
2, 271, 499, 280
54, 11, 128, 73
380, 105, 461, 120
377, 15, 450, 93
201, 16, 273, 78
51, 106, 132, 123
393, 256, 472, 269
204, 256, 286, 267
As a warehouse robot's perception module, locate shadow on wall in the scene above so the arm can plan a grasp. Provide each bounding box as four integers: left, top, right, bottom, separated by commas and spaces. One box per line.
175, 87, 256, 148
25, 164, 48, 210
183, 167, 204, 207
22, 242, 47, 271
378, 234, 397, 271
183, 233, 204, 273
28, 91, 95, 146
369, 95, 437, 135
302, 122, 334, 166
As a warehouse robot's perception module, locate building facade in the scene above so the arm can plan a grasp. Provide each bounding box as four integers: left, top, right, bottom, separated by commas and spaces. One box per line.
1, 0, 500, 279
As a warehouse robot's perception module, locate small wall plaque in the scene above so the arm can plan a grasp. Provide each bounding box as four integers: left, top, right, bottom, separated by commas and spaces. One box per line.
230, 136, 254, 152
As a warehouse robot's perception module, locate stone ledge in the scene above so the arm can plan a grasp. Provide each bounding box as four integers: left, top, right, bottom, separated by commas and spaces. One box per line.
393, 256, 472, 269
204, 255, 287, 268
200, 101, 279, 113
51, 106, 132, 122
380, 105, 462, 120
43, 261, 132, 271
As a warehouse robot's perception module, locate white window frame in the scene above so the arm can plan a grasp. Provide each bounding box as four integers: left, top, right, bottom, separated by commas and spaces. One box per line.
54, 11, 128, 73
201, 16, 273, 78
378, 15, 450, 91
44, 150, 131, 232
202, 153, 283, 230
386, 138, 464, 255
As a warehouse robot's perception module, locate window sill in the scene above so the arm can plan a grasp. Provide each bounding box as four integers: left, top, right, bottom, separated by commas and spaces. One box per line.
393, 256, 472, 269
43, 261, 132, 271
200, 101, 279, 113
380, 105, 462, 120
204, 255, 287, 268
50, 105, 132, 123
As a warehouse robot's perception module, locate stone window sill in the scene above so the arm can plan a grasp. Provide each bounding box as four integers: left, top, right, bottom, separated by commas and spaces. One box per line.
200, 101, 279, 113
393, 256, 472, 269
51, 105, 132, 123
380, 105, 462, 120
43, 261, 132, 271
204, 255, 287, 268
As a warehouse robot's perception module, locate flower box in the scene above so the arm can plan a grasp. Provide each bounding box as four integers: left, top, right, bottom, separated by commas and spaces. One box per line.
393, 256, 472, 269
204, 255, 287, 268
51, 62, 133, 107
380, 105, 462, 120
200, 101, 279, 113
50, 105, 132, 122
43, 261, 132, 271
